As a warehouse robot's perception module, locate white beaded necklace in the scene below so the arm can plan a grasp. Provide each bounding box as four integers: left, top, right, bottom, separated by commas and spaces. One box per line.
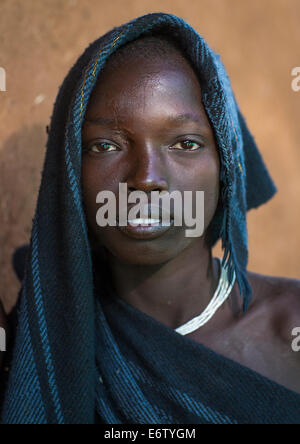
175, 258, 236, 336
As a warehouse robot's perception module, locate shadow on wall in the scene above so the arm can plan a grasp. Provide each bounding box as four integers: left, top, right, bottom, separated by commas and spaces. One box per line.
0, 124, 46, 313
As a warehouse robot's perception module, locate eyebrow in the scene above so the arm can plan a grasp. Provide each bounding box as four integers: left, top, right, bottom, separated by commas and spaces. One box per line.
84, 113, 206, 128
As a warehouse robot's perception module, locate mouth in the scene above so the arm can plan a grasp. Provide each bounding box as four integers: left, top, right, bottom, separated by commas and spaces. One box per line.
117, 217, 174, 240
114, 202, 175, 239
127, 218, 171, 227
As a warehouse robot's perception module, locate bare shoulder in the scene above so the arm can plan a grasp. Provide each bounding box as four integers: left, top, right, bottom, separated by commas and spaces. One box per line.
245, 269, 300, 340
246, 269, 300, 304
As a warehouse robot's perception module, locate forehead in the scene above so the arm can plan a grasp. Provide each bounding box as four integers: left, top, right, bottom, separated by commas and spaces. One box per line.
85, 55, 205, 122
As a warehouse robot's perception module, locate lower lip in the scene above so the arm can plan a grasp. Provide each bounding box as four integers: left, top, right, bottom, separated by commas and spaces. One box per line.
118, 220, 174, 240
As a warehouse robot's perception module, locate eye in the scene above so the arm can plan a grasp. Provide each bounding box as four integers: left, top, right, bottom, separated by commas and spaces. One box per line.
170, 139, 204, 151
86, 142, 119, 153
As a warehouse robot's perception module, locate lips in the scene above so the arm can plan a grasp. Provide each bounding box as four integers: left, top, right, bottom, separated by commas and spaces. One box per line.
127, 218, 162, 226
117, 203, 174, 240
118, 218, 174, 240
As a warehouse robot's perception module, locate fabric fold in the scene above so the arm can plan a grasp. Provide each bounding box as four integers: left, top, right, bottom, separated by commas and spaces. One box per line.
96, 285, 300, 424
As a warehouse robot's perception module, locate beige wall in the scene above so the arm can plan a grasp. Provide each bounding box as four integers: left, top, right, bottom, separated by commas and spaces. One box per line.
0, 0, 299, 312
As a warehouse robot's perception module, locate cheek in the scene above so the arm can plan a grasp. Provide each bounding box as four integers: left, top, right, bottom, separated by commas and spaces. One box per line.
186, 154, 220, 225
81, 160, 114, 226
204, 156, 220, 215
82, 162, 97, 218
82, 156, 123, 192
203, 160, 220, 206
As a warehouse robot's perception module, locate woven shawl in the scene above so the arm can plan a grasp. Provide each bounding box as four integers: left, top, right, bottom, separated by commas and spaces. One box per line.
2, 13, 293, 424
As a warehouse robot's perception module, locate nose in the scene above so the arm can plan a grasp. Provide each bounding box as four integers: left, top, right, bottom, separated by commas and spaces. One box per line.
126, 145, 169, 195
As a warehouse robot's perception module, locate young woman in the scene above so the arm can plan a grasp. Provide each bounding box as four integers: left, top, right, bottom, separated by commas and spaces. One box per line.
1, 12, 299, 424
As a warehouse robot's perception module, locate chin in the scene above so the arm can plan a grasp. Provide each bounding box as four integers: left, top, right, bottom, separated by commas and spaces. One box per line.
102, 237, 187, 266
111, 244, 181, 266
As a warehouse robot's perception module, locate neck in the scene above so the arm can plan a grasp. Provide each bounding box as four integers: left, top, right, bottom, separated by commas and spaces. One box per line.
101, 240, 220, 330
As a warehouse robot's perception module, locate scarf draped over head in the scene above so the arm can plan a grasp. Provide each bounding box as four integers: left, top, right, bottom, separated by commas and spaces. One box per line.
2, 13, 283, 424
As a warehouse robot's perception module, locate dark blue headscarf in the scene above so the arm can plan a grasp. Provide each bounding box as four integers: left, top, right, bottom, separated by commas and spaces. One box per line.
2, 13, 288, 425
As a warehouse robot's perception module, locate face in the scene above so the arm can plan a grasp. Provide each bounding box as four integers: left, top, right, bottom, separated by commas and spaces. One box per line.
81, 52, 220, 265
